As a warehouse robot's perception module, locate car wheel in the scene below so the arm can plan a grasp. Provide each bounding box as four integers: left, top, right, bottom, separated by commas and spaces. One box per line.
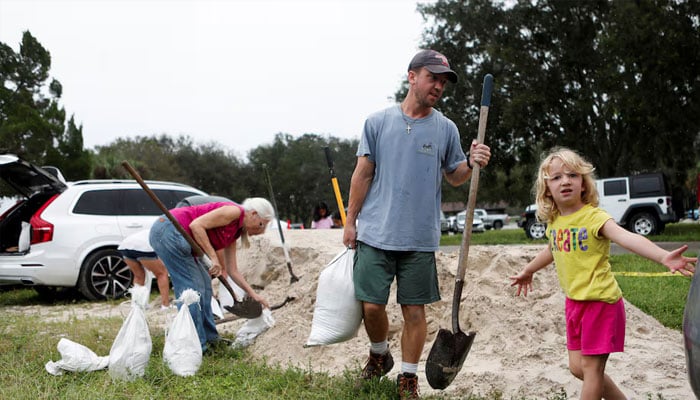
493, 220, 503, 230
525, 219, 547, 240
78, 248, 133, 300
628, 212, 657, 236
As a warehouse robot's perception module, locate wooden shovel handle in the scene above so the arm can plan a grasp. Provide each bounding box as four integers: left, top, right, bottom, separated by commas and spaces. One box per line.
121, 161, 241, 303
452, 74, 493, 332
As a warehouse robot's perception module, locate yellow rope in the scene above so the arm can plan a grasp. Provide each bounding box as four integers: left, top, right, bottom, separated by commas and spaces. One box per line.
613, 271, 687, 277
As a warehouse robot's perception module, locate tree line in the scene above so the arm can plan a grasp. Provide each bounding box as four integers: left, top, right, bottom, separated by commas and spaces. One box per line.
413, 0, 700, 215
2, 0, 699, 223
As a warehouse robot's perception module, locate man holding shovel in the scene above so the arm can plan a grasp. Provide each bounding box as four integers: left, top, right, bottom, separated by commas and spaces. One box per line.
343, 49, 491, 399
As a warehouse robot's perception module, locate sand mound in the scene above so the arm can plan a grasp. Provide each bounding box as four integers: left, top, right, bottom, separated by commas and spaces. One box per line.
221, 229, 693, 399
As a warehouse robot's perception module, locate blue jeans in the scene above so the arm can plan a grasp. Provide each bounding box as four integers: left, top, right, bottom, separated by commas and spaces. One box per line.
149, 217, 218, 351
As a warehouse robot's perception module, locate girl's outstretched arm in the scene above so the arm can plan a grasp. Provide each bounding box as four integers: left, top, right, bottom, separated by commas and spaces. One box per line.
510, 247, 554, 296
600, 219, 696, 276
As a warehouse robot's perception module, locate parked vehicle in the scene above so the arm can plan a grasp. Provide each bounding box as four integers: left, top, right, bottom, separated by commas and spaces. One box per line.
440, 211, 450, 233
518, 204, 546, 240
519, 172, 676, 239
474, 208, 509, 230
0, 154, 207, 300
455, 210, 485, 233
447, 215, 457, 233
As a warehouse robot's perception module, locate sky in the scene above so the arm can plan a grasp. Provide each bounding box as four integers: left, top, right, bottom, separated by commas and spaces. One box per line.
0, 0, 432, 159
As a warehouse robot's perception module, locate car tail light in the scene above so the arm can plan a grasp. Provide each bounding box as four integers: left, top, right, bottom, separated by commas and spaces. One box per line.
30, 194, 59, 244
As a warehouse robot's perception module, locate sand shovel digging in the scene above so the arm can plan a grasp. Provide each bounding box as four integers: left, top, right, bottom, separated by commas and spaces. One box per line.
121, 161, 263, 319
425, 74, 493, 390
262, 163, 300, 284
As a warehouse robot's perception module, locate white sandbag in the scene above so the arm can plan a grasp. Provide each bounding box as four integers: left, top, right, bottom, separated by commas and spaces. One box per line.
108, 285, 152, 381
233, 308, 275, 348
18, 221, 30, 252
144, 269, 154, 293
211, 296, 224, 320
45, 338, 109, 376
305, 248, 362, 347
217, 275, 246, 309
163, 289, 202, 376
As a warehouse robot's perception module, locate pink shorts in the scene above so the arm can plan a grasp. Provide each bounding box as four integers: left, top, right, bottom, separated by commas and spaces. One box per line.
565, 297, 625, 355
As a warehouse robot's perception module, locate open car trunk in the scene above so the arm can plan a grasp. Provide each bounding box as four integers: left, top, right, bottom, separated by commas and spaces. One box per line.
0, 155, 67, 254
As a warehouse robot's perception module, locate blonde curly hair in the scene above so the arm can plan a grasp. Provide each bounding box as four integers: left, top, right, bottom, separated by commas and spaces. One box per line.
534, 147, 599, 224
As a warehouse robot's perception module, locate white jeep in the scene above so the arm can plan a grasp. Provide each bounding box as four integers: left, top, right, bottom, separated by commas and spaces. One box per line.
520, 173, 676, 239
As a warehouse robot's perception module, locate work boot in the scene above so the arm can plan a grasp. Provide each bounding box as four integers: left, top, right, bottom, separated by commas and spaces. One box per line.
396, 372, 420, 399
359, 349, 394, 380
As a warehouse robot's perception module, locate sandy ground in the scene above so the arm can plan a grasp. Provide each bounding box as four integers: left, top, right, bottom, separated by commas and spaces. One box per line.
8, 229, 694, 399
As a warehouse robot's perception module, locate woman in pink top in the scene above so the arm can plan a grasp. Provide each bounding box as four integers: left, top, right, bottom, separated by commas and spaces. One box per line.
149, 197, 274, 353
311, 201, 334, 229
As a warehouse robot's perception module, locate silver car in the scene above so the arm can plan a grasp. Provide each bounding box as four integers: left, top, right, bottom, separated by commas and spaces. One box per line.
455, 210, 485, 233
440, 211, 450, 233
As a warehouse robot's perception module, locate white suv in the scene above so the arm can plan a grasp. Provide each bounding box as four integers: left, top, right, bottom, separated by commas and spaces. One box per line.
0, 154, 206, 300
519, 172, 676, 239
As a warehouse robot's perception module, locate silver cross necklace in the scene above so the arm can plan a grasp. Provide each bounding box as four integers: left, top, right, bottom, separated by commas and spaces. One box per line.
399, 105, 415, 134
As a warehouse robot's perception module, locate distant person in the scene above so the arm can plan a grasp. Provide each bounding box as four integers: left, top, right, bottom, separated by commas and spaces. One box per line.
118, 229, 171, 309
343, 49, 491, 399
509, 147, 696, 400
331, 210, 343, 228
149, 197, 274, 353
311, 201, 334, 229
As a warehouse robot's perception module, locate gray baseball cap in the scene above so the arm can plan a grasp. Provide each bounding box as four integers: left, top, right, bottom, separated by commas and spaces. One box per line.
408, 49, 458, 83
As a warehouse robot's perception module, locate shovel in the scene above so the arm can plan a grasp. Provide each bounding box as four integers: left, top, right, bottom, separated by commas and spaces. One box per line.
323, 146, 347, 227
262, 163, 300, 284
425, 74, 493, 390
121, 161, 263, 319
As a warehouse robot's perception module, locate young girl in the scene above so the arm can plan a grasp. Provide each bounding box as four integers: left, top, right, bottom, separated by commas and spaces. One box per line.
509, 147, 696, 400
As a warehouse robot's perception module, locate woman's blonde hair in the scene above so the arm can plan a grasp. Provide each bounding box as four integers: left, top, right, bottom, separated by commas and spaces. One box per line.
238, 197, 275, 248
534, 147, 599, 224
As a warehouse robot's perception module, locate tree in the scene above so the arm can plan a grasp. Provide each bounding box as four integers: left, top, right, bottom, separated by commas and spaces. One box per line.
248, 133, 358, 225
93, 135, 185, 181
0, 31, 91, 178
415, 0, 700, 207
172, 136, 250, 201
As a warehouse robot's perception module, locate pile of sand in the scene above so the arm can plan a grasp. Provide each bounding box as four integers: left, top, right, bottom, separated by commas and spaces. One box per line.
10, 228, 694, 398
226, 229, 694, 399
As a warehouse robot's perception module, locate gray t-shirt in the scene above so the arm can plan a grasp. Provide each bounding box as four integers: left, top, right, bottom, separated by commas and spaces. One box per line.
356, 105, 467, 251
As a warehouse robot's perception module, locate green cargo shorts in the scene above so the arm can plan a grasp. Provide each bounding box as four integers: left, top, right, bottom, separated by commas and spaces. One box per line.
353, 241, 440, 305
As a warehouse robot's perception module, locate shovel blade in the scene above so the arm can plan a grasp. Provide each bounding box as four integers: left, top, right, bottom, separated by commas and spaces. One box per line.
223, 296, 263, 319
425, 328, 476, 389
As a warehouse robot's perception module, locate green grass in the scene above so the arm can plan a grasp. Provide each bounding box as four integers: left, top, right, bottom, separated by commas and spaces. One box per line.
2, 223, 696, 399
612, 254, 693, 330
441, 227, 537, 245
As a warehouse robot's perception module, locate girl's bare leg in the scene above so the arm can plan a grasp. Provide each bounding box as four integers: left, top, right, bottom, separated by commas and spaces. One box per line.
568, 350, 627, 400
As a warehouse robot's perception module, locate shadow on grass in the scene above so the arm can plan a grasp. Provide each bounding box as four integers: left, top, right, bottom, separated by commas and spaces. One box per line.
0, 285, 88, 306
